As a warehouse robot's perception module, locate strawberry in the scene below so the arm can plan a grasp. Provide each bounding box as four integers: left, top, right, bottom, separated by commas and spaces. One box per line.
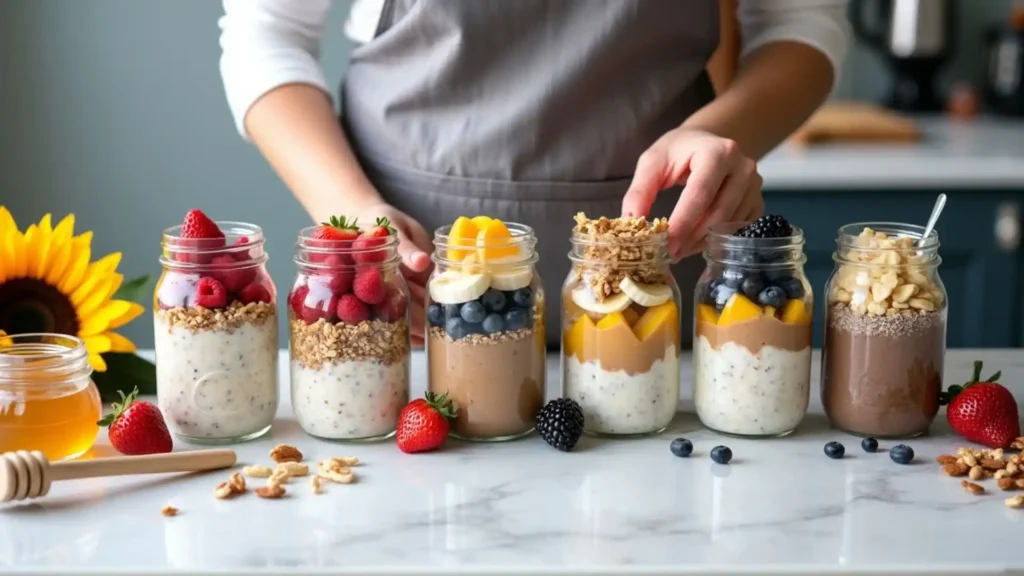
372, 286, 407, 322
321, 254, 354, 295
310, 216, 360, 264
353, 268, 385, 305
336, 294, 370, 324
209, 255, 257, 292
239, 282, 272, 304
353, 217, 395, 264
97, 387, 173, 455
180, 209, 224, 240
396, 392, 457, 454
195, 277, 228, 309
178, 209, 225, 264
289, 285, 310, 318
942, 361, 1020, 449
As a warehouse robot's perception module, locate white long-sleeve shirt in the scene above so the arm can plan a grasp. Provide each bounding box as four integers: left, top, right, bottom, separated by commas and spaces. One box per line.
219, 0, 850, 138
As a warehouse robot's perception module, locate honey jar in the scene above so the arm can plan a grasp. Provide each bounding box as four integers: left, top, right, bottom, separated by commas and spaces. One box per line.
0, 333, 101, 461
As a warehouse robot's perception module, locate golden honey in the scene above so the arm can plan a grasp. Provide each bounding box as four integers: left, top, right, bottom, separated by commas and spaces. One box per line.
0, 334, 101, 461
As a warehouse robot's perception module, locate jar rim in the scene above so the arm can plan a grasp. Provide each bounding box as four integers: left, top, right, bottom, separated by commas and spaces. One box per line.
160, 221, 267, 270
432, 222, 537, 266
294, 226, 401, 269
836, 222, 940, 249
702, 222, 807, 270
0, 333, 91, 384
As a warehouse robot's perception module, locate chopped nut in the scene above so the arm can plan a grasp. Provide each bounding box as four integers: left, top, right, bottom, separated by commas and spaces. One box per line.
161, 506, 179, 517
908, 297, 935, 311
310, 475, 323, 494
277, 461, 309, 477
981, 458, 1006, 470
961, 480, 985, 495
943, 462, 970, 477
1007, 462, 1019, 475
156, 301, 275, 333
962, 453, 978, 467
270, 444, 303, 464
317, 460, 356, 484
891, 283, 918, 303
936, 454, 958, 465
1011, 437, 1024, 451
1016, 478, 1024, 490
268, 469, 290, 486
214, 482, 236, 499
998, 477, 1017, 491
995, 469, 1010, 480
990, 448, 1005, 460
243, 465, 274, 478
332, 456, 360, 466
1006, 495, 1024, 509
969, 465, 984, 481
254, 484, 286, 499
229, 472, 246, 493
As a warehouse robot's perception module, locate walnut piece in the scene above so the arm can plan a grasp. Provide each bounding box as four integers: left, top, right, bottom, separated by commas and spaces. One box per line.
255, 484, 286, 499
214, 482, 237, 499
942, 462, 969, 477
935, 454, 958, 465
161, 506, 179, 517
229, 472, 246, 493
270, 444, 303, 464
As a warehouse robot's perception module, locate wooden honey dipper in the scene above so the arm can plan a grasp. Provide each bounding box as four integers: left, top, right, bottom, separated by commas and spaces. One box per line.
0, 449, 237, 503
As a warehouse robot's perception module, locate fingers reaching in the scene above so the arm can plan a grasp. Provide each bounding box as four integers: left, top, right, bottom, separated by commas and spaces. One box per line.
621, 148, 672, 218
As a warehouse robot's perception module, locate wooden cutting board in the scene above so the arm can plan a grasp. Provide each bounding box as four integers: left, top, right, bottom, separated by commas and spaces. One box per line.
788, 102, 920, 146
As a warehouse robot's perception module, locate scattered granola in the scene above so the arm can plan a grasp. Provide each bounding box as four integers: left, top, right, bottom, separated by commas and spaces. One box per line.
161, 506, 179, 517
155, 301, 275, 333
270, 444, 303, 463
290, 317, 410, 370
571, 212, 669, 301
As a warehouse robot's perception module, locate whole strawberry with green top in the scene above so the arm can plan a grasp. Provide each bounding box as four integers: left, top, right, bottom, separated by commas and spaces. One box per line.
98, 387, 173, 455
941, 361, 1019, 449
396, 392, 456, 454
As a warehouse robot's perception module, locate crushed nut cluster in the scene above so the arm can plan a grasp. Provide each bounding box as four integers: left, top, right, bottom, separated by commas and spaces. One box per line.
428, 326, 533, 345
572, 212, 669, 301
830, 227, 944, 318
156, 301, 276, 333
220, 445, 359, 501
213, 472, 248, 499
937, 442, 1024, 507
290, 317, 409, 369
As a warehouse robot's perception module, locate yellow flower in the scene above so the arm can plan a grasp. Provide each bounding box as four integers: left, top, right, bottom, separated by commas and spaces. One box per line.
0, 207, 143, 371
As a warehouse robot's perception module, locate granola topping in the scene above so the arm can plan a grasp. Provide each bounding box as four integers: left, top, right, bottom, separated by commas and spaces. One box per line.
572, 212, 669, 301
428, 326, 533, 345
155, 301, 276, 333
290, 317, 410, 369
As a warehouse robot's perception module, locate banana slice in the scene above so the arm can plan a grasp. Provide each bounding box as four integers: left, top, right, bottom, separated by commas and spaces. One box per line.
490, 267, 533, 291
571, 288, 631, 314
619, 277, 672, 307
429, 271, 491, 304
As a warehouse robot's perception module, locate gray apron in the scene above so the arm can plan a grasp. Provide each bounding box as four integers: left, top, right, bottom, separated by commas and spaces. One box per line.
341, 0, 719, 347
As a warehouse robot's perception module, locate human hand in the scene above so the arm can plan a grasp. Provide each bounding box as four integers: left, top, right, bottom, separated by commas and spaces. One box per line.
354, 203, 432, 347
621, 127, 764, 261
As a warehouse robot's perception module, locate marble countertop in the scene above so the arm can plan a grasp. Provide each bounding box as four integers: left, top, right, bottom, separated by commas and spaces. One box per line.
759, 117, 1024, 190
4, 349, 1024, 575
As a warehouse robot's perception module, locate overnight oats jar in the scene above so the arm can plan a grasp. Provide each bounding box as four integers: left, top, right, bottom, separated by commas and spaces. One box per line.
562, 213, 681, 437
288, 217, 410, 441
155, 217, 278, 444
821, 223, 947, 438
693, 216, 813, 437
0, 333, 101, 461
426, 216, 545, 441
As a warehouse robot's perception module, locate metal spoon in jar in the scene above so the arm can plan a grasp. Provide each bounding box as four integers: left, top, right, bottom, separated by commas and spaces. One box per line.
919, 193, 947, 247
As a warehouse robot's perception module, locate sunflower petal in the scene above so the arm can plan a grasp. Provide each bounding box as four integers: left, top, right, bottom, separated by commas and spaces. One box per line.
84, 334, 112, 356
6, 226, 27, 278
105, 332, 137, 353
79, 300, 132, 337
44, 239, 73, 287
33, 214, 56, 278
70, 253, 122, 306
106, 302, 145, 330
59, 234, 93, 293
39, 214, 75, 281
0, 206, 17, 235
22, 224, 43, 278
77, 274, 123, 320
0, 229, 12, 284
88, 352, 108, 372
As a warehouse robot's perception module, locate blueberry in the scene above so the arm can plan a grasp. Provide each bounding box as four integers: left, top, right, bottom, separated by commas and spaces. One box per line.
504, 308, 528, 331
740, 274, 764, 300
703, 278, 723, 305
460, 301, 485, 324
721, 268, 744, 288
711, 283, 737, 310
726, 249, 758, 265
443, 303, 462, 320
670, 438, 693, 458
824, 441, 845, 459
757, 286, 786, 308
427, 303, 445, 327
512, 287, 534, 309
710, 445, 732, 464
861, 437, 878, 453
445, 317, 468, 340
480, 289, 507, 313
778, 276, 805, 299
482, 313, 504, 334
889, 444, 914, 465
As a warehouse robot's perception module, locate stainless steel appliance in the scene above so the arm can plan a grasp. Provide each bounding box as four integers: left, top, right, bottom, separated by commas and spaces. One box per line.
851, 0, 955, 112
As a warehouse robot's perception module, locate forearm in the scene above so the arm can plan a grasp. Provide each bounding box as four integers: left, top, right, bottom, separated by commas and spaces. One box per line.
684, 41, 833, 159
245, 84, 383, 223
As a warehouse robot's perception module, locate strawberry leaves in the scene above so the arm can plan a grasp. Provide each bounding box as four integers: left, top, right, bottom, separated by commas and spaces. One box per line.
940, 360, 1002, 406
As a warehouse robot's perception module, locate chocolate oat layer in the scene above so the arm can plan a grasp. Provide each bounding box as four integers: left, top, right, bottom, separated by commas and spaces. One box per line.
290, 317, 410, 370
156, 301, 276, 333
572, 212, 669, 301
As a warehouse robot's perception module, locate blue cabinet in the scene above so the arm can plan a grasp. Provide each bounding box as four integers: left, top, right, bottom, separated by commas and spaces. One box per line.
765, 190, 1024, 348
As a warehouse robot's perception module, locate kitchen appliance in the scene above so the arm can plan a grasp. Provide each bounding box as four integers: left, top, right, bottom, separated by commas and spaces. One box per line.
850, 0, 955, 112
983, 27, 1024, 116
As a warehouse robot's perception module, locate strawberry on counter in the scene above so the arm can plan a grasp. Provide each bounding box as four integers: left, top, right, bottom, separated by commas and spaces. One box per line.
396, 392, 457, 454
97, 387, 173, 455
941, 361, 1020, 449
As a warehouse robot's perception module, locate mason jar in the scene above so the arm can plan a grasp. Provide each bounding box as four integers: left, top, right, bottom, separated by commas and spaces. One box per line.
425, 220, 545, 441
562, 219, 680, 437
821, 222, 947, 438
0, 333, 101, 461
692, 223, 813, 437
154, 222, 278, 444
288, 224, 410, 441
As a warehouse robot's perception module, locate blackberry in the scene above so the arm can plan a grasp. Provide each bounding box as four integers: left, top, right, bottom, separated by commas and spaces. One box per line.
735, 215, 793, 239
536, 398, 585, 452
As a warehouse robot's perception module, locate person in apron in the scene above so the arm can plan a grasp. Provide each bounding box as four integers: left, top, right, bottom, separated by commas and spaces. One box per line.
219, 0, 849, 347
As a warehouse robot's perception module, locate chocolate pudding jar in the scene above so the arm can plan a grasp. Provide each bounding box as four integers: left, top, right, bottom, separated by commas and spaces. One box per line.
561, 213, 681, 437
821, 223, 947, 439
425, 222, 545, 441
693, 219, 813, 437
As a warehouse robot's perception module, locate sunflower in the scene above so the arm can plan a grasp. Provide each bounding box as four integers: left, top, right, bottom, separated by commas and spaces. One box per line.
0, 207, 144, 371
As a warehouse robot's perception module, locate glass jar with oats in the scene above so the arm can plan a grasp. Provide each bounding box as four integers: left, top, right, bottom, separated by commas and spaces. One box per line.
561, 213, 681, 437
821, 223, 947, 439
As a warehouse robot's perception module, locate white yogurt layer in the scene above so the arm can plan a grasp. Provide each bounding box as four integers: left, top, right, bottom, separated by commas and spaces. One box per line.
155, 315, 279, 441
563, 347, 680, 435
290, 358, 409, 440
693, 336, 811, 436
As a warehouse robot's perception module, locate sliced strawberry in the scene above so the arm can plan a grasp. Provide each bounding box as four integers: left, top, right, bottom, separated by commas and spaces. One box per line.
97, 387, 172, 456
353, 217, 395, 264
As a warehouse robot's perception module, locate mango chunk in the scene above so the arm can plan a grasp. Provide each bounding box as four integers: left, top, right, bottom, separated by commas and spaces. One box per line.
697, 304, 718, 325
632, 301, 679, 342
596, 311, 629, 331
719, 294, 762, 327
476, 219, 520, 260
564, 314, 596, 359
449, 217, 478, 261
781, 299, 811, 325
470, 216, 494, 228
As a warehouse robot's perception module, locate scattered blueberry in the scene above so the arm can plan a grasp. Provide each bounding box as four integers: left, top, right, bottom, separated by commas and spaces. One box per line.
504, 308, 528, 331
427, 303, 445, 327
889, 444, 914, 465
778, 276, 805, 299
482, 313, 504, 334
824, 441, 845, 459
710, 445, 732, 465
480, 289, 507, 313
721, 268, 744, 288
861, 437, 878, 453
460, 301, 485, 324
512, 287, 534, 309
757, 285, 786, 308
711, 283, 737, 310
443, 303, 462, 320
670, 438, 693, 458
445, 317, 468, 340
740, 274, 764, 300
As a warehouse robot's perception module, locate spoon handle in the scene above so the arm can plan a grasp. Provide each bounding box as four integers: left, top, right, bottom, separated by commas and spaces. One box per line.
48, 449, 237, 481
920, 193, 947, 244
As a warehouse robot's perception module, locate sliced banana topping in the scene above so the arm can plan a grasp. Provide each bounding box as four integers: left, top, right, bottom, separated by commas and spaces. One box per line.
619, 277, 672, 307
571, 288, 631, 315
429, 271, 491, 305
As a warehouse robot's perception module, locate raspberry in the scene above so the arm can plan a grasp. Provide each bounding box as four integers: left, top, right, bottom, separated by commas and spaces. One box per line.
336, 294, 370, 324
321, 255, 354, 295
353, 268, 385, 305
301, 279, 338, 324
195, 277, 227, 309
372, 287, 407, 322
239, 282, 272, 304
289, 285, 309, 318
209, 255, 257, 292
229, 236, 253, 262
